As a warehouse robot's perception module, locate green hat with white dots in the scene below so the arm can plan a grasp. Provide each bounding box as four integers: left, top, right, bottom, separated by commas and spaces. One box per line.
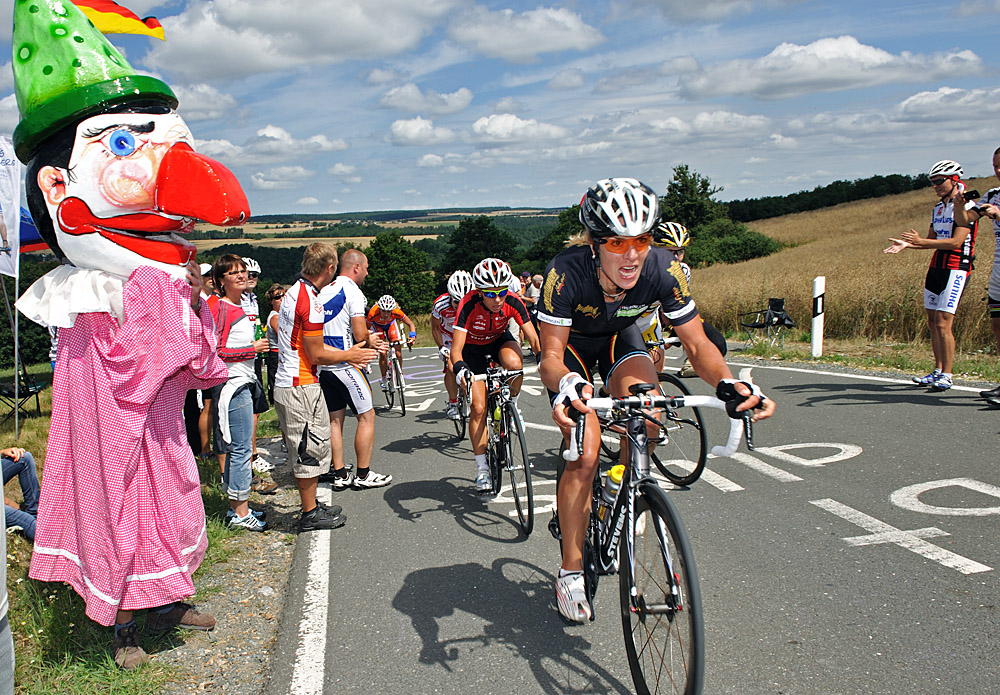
11, 0, 176, 162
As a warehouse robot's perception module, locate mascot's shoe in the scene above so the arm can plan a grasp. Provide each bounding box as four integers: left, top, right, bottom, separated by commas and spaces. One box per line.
145, 602, 216, 636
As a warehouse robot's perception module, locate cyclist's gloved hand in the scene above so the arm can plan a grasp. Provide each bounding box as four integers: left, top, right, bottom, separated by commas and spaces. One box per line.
408, 331, 417, 339
534, 352, 542, 366
552, 373, 590, 411
716, 378, 767, 419
452, 360, 469, 377
438, 346, 451, 360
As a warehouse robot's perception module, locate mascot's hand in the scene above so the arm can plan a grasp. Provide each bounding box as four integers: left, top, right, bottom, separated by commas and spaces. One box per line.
185, 259, 206, 310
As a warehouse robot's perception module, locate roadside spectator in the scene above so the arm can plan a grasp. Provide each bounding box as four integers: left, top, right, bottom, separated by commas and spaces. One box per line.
318, 249, 391, 490
212, 255, 270, 531
885, 160, 978, 392
264, 284, 286, 405
523, 273, 543, 331
241, 257, 272, 473
953, 148, 1000, 405
273, 243, 377, 532
2, 447, 39, 542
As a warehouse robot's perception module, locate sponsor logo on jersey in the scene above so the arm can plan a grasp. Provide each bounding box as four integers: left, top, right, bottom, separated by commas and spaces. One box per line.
615, 304, 652, 318
543, 269, 565, 312
575, 304, 600, 318
667, 260, 691, 297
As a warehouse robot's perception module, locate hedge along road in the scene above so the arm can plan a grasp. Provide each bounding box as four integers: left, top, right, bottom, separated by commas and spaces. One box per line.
264, 347, 1000, 695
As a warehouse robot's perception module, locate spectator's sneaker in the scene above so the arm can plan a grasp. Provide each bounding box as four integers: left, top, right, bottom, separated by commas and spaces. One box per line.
111, 623, 149, 670
912, 369, 942, 385
145, 603, 216, 636
229, 512, 267, 532
980, 385, 1000, 399
475, 470, 492, 494
313, 501, 343, 517
251, 476, 278, 494
354, 471, 392, 489
225, 507, 266, 522
930, 374, 952, 391
251, 455, 275, 473
445, 402, 460, 420
555, 572, 592, 623
298, 505, 347, 532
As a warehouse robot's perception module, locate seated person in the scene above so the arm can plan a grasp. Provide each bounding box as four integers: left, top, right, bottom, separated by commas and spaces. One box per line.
2, 447, 39, 542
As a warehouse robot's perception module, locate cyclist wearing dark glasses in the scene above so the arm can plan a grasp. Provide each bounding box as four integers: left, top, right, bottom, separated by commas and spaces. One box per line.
451, 258, 541, 493
536, 177, 776, 622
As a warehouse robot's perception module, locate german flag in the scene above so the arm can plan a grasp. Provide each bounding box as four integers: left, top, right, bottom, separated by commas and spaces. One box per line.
71, 0, 165, 41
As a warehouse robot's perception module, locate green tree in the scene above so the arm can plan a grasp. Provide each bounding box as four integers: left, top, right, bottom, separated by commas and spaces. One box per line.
364, 231, 437, 313
520, 205, 582, 273
436, 216, 517, 280
659, 164, 727, 228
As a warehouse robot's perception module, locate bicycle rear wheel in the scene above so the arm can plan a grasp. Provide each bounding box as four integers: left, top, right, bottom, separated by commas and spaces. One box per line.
503, 403, 533, 536
393, 358, 406, 415
620, 483, 704, 695
652, 373, 708, 487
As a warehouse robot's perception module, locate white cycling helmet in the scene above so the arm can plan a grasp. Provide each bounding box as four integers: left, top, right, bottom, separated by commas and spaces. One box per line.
653, 222, 690, 249
377, 295, 397, 311
242, 257, 261, 274
472, 258, 513, 289
447, 270, 474, 302
579, 178, 660, 238
928, 160, 963, 179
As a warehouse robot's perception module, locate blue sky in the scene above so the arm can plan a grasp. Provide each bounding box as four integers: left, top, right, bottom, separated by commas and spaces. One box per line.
3, 0, 1000, 215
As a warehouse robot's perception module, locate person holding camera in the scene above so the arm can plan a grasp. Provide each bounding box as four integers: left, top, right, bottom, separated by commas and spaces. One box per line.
884, 159, 979, 391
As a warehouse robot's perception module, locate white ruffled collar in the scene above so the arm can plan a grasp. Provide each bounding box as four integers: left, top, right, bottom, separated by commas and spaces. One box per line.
15, 264, 126, 328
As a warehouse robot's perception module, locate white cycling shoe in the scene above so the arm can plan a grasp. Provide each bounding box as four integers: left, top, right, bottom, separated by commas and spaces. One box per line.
556, 571, 592, 623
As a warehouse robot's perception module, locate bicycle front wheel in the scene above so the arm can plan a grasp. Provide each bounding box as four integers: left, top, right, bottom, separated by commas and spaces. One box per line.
383, 365, 395, 409
393, 358, 406, 415
652, 373, 708, 487
503, 403, 533, 536
453, 393, 468, 438
620, 483, 704, 695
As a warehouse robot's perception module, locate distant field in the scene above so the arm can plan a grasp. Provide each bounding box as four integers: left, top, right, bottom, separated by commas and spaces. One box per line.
694, 175, 996, 350
192, 234, 437, 252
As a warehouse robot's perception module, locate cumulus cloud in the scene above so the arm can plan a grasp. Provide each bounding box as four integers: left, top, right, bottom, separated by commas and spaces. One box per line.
379, 84, 473, 115
659, 56, 701, 76
0, 93, 19, 137
144, 0, 461, 82
472, 113, 569, 142
0, 62, 13, 93
649, 110, 771, 140
897, 86, 1000, 121
637, 0, 801, 23
680, 36, 983, 100
449, 7, 604, 63
417, 154, 444, 167
297, 196, 320, 205
492, 97, 524, 113
956, 1, 1000, 16
548, 69, 585, 91
251, 165, 315, 190
173, 84, 239, 122
366, 68, 406, 85
389, 117, 456, 145
194, 125, 346, 166
328, 163, 357, 176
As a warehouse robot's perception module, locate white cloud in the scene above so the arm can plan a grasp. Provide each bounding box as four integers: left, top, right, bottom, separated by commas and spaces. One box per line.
492, 97, 524, 113
194, 126, 346, 166
417, 154, 444, 167
173, 84, 239, 122
472, 113, 569, 142
0, 93, 18, 137
897, 86, 1000, 121
680, 36, 983, 100
449, 7, 604, 63
251, 165, 315, 190
659, 56, 701, 76
366, 68, 405, 85
637, 0, 801, 22
956, 1, 1000, 16
648, 110, 771, 141
389, 117, 456, 145
144, 0, 461, 82
328, 163, 357, 176
297, 196, 319, 205
0, 62, 13, 93
379, 83, 473, 115
548, 69, 585, 91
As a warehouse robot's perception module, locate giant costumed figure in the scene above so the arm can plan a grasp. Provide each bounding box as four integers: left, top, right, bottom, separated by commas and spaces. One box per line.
10, 0, 250, 668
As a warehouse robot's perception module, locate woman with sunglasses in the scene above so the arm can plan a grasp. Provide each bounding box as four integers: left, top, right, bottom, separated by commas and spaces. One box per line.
450, 258, 541, 494
536, 177, 775, 623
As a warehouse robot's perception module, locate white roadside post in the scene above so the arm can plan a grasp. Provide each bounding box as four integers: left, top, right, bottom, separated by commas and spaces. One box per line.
812, 276, 825, 358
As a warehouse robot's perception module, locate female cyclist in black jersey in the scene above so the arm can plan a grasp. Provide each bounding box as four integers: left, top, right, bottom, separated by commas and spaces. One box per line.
536, 177, 776, 622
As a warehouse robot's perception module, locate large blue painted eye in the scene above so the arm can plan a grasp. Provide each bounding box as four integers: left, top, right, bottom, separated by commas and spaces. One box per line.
108, 129, 136, 156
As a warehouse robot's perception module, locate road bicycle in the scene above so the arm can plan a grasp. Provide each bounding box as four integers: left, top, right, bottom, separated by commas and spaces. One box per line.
452, 375, 470, 438
462, 358, 534, 536
382, 339, 408, 414
552, 382, 752, 695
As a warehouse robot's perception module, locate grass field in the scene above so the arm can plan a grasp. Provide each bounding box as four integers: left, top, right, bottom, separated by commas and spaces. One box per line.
192, 234, 438, 252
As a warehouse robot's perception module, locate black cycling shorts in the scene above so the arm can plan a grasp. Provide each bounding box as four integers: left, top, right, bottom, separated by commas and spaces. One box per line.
462, 331, 519, 375
547, 323, 651, 405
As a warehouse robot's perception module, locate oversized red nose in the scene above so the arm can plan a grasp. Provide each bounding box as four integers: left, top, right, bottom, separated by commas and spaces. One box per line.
154, 143, 250, 226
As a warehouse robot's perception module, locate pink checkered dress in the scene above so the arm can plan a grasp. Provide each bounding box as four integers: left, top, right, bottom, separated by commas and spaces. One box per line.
28, 266, 228, 626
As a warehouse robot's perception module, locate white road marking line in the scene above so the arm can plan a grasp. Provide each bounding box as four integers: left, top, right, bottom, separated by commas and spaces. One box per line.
890, 478, 1000, 516
727, 361, 983, 393
728, 452, 803, 482
810, 498, 992, 575
289, 485, 334, 695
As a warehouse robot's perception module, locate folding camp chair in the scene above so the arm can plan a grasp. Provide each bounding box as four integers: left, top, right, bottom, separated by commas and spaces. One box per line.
0, 362, 47, 425
738, 298, 795, 348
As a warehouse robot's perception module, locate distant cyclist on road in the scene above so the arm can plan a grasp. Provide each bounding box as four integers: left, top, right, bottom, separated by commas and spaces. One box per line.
450, 258, 541, 494
367, 295, 418, 393
885, 160, 978, 392
537, 177, 775, 623
432, 270, 475, 420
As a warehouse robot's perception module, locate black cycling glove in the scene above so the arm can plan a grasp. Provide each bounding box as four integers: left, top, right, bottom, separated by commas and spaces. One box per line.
452, 360, 469, 377
716, 378, 767, 419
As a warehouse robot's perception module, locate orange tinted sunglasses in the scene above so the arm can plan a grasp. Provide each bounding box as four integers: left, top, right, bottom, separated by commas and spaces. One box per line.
599, 235, 653, 254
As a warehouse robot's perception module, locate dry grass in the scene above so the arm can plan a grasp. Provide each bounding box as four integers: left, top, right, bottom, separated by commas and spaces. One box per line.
694, 176, 998, 352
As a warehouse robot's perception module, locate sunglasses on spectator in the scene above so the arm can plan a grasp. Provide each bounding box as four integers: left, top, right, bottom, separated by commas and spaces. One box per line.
930, 178, 949, 186
598, 235, 653, 254
480, 288, 508, 299
271, 294, 284, 301
248, 271, 259, 278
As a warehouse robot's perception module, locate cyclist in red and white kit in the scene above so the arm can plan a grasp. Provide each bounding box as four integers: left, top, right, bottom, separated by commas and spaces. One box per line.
885, 159, 978, 391
451, 259, 541, 493
432, 270, 474, 420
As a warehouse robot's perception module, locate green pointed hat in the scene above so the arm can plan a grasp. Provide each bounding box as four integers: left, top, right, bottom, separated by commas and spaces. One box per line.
11, 0, 176, 162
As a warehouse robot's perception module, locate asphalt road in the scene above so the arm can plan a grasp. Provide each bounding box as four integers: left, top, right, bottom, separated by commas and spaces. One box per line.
264, 347, 1000, 695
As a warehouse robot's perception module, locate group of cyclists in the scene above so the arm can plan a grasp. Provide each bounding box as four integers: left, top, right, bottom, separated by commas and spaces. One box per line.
416, 177, 776, 624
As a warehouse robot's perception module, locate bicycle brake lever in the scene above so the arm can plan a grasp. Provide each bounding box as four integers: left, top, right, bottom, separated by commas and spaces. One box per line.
743, 413, 754, 451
